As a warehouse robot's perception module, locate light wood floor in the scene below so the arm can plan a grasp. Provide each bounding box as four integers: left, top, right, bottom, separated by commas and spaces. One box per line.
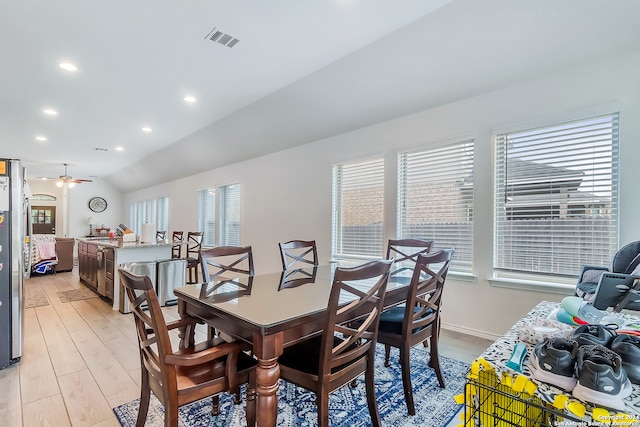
0, 270, 493, 427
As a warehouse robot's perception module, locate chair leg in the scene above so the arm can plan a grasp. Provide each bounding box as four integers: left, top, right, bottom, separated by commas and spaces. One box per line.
384, 344, 392, 367
211, 395, 220, 416
399, 345, 415, 416
136, 371, 151, 427
164, 402, 179, 427
316, 388, 330, 427
430, 333, 446, 388
246, 372, 257, 427
365, 356, 382, 427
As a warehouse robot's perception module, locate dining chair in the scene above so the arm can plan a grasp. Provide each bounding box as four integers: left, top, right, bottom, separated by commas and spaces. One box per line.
386, 238, 434, 282
200, 245, 255, 283
118, 267, 257, 427
156, 230, 167, 240
376, 248, 453, 415
185, 231, 204, 283
278, 240, 318, 270
273, 259, 393, 427
171, 231, 184, 259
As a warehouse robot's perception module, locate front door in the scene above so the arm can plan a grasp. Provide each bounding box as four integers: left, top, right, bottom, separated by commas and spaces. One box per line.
32, 206, 56, 234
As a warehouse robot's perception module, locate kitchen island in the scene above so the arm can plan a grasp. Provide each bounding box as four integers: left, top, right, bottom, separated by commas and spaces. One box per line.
76, 237, 173, 311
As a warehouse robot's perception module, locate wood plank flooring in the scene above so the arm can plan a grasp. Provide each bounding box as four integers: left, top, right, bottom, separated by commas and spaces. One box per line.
1, 270, 493, 426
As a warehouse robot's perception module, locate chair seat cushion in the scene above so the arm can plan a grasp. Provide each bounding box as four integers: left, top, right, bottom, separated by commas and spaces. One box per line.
278, 335, 360, 375
378, 305, 434, 335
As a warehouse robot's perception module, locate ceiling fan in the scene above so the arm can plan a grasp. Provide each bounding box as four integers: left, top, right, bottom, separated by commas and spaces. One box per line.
43, 163, 92, 188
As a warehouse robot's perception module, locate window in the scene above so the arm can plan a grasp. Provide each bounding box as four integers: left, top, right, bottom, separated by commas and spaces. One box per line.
198, 189, 216, 246
398, 139, 474, 272
130, 196, 168, 235
197, 183, 241, 247
494, 113, 619, 278
332, 156, 384, 260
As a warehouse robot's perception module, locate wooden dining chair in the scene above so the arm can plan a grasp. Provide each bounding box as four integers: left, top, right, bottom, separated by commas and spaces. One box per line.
156, 230, 167, 240
171, 231, 184, 259
200, 246, 254, 283
278, 240, 318, 270
386, 238, 434, 283
376, 248, 453, 416
185, 231, 204, 283
272, 259, 393, 427
118, 267, 257, 427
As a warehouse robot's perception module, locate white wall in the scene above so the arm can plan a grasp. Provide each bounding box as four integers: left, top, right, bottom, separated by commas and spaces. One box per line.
28, 179, 124, 239
124, 50, 640, 338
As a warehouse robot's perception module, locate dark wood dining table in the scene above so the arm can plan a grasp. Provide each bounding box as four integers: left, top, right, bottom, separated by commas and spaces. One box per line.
174, 262, 414, 427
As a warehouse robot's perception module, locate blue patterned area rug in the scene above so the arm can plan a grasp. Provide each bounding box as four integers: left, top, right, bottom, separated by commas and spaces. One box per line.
113, 345, 467, 426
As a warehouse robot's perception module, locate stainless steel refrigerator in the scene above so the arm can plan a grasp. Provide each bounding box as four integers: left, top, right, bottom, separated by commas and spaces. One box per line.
0, 159, 31, 369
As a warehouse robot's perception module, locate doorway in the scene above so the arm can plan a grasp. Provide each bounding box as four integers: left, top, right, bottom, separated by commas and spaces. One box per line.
32, 206, 56, 235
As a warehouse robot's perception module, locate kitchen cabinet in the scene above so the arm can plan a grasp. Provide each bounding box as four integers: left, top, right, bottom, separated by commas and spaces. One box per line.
78, 240, 98, 291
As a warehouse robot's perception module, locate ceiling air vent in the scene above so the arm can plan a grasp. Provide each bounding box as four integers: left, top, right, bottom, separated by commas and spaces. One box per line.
94, 147, 108, 152
205, 28, 240, 48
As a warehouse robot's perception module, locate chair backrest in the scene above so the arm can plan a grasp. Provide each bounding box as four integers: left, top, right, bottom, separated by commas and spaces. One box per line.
186, 232, 204, 258
118, 267, 174, 388
279, 240, 318, 270
200, 246, 255, 282
401, 249, 454, 340
610, 240, 640, 274
171, 231, 184, 258
156, 230, 167, 240
318, 259, 393, 378
386, 238, 434, 265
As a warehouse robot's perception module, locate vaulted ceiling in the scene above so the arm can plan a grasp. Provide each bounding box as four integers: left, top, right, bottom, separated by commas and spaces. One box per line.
2, 0, 640, 192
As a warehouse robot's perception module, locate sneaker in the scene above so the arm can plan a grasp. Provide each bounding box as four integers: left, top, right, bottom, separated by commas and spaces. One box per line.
610, 334, 640, 384
571, 324, 616, 348
572, 344, 632, 410
530, 337, 579, 391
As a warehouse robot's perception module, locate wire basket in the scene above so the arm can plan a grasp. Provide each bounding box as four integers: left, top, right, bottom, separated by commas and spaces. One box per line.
464, 369, 584, 427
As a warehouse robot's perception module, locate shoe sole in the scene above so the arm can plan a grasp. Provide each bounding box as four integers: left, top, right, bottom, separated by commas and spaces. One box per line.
572, 378, 633, 411
530, 351, 577, 392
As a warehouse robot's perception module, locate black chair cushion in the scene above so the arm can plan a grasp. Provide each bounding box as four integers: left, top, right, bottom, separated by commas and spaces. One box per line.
378, 305, 434, 335
278, 335, 360, 375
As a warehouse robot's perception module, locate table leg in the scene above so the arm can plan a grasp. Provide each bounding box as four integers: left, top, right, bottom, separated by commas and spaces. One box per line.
177, 299, 195, 350
252, 332, 283, 427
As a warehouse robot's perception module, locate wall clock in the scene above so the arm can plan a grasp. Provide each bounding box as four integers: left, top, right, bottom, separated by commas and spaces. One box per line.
88, 196, 108, 213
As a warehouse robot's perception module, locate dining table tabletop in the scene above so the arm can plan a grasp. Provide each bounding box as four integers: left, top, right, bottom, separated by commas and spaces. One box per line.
174, 261, 418, 427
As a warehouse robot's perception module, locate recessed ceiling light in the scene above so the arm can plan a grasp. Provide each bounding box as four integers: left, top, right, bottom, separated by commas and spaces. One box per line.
43, 109, 58, 116
184, 96, 196, 103
35, 136, 47, 141
115, 146, 124, 151
142, 127, 152, 132
59, 62, 77, 71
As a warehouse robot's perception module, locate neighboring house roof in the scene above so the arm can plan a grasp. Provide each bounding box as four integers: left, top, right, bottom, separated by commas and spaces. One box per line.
506, 158, 585, 193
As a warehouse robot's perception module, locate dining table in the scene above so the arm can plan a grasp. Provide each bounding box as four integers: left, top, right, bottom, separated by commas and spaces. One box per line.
173, 261, 417, 427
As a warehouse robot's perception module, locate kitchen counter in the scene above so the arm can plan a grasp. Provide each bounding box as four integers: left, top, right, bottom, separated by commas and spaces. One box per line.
76, 237, 173, 311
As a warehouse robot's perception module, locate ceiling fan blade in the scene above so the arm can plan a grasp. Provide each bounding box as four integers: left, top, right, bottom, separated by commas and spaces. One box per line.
70, 179, 92, 183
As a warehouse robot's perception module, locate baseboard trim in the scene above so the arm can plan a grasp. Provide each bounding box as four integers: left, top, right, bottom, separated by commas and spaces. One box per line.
441, 321, 502, 341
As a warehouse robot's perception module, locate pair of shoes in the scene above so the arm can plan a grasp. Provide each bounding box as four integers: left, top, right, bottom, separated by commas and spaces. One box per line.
610, 334, 640, 384
572, 344, 632, 411
572, 324, 640, 385
532, 339, 632, 410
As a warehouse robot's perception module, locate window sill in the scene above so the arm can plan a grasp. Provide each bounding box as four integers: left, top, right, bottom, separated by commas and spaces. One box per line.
488, 277, 576, 295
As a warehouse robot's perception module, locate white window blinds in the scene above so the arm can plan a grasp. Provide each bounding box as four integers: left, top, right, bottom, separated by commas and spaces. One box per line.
332, 156, 384, 259
129, 196, 168, 235
398, 140, 474, 272
494, 113, 619, 277
219, 183, 240, 246
198, 189, 216, 247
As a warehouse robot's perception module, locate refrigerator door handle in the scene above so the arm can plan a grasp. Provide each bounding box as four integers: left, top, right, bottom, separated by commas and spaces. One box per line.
23, 196, 32, 278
